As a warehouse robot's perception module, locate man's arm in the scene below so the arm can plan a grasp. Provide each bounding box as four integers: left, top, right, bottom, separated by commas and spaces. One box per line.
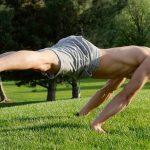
78, 78, 126, 116
92, 57, 150, 130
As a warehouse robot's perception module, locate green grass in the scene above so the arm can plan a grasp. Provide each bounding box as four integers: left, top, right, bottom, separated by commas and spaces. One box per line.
0, 79, 150, 150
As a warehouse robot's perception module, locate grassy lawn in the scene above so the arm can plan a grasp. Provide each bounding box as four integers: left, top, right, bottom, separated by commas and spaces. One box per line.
0, 79, 150, 150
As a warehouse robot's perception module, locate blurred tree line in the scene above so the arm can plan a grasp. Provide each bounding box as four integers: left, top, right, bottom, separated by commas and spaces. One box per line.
0, 0, 150, 101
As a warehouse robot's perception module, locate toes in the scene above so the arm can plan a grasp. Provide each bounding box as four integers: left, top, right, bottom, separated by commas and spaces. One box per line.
0, 99, 13, 103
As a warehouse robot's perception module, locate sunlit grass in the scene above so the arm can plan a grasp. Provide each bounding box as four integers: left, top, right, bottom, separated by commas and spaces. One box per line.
0, 79, 150, 149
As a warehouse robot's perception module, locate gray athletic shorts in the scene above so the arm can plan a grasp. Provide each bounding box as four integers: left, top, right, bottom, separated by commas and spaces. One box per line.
40, 35, 100, 79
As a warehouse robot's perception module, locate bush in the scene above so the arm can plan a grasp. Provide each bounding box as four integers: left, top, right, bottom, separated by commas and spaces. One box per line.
114, 0, 150, 46
0, 5, 14, 51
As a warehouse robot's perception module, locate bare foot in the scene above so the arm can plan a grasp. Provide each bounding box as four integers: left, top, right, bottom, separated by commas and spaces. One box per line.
92, 125, 106, 134
0, 99, 13, 103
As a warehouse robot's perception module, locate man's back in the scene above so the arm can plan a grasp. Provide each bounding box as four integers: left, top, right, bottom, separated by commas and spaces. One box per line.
93, 46, 150, 79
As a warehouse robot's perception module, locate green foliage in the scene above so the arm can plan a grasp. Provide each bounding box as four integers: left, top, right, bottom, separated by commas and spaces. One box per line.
80, 0, 150, 47
115, 0, 150, 46
1, 0, 150, 96
0, 5, 14, 51
80, 0, 128, 47
0, 0, 85, 50
44, 0, 80, 42
0, 0, 87, 93
1, 0, 150, 49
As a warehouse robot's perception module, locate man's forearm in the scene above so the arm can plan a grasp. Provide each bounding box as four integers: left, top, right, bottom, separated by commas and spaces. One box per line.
79, 89, 113, 116
78, 78, 125, 116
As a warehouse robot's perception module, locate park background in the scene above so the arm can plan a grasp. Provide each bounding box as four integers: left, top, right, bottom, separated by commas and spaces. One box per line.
0, 0, 150, 149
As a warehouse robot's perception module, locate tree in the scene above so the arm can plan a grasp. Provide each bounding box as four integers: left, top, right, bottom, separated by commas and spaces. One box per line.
80, 0, 128, 47
3, 70, 58, 101
0, 0, 88, 101
0, 5, 15, 51
71, 78, 80, 99
114, 0, 150, 46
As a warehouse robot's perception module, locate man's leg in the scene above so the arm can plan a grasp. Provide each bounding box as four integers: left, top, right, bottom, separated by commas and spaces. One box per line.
0, 50, 59, 103
0, 50, 60, 72
0, 51, 15, 58
0, 51, 16, 58
0, 52, 15, 102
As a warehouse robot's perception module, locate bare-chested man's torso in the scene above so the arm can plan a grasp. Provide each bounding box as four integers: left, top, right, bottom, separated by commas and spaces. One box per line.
93, 46, 150, 79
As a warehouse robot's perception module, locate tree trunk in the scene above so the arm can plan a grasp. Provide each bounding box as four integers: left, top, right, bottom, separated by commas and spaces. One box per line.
47, 79, 56, 101
71, 78, 80, 99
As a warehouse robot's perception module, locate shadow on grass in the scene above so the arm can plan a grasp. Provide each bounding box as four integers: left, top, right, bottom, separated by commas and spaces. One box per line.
15, 84, 102, 93
0, 100, 45, 108
15, 115, 71, 122
142, 83, 150, 89
0, 122, 85, 133
0, 115, 73, 126
0, 97, 79, 108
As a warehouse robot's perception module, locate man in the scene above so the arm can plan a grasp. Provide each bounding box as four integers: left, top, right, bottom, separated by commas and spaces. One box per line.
0, 35, 150, 133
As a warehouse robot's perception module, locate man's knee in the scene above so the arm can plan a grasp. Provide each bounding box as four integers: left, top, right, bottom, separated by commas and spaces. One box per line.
36, 50, 60, 73
33, 63, 52, 72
